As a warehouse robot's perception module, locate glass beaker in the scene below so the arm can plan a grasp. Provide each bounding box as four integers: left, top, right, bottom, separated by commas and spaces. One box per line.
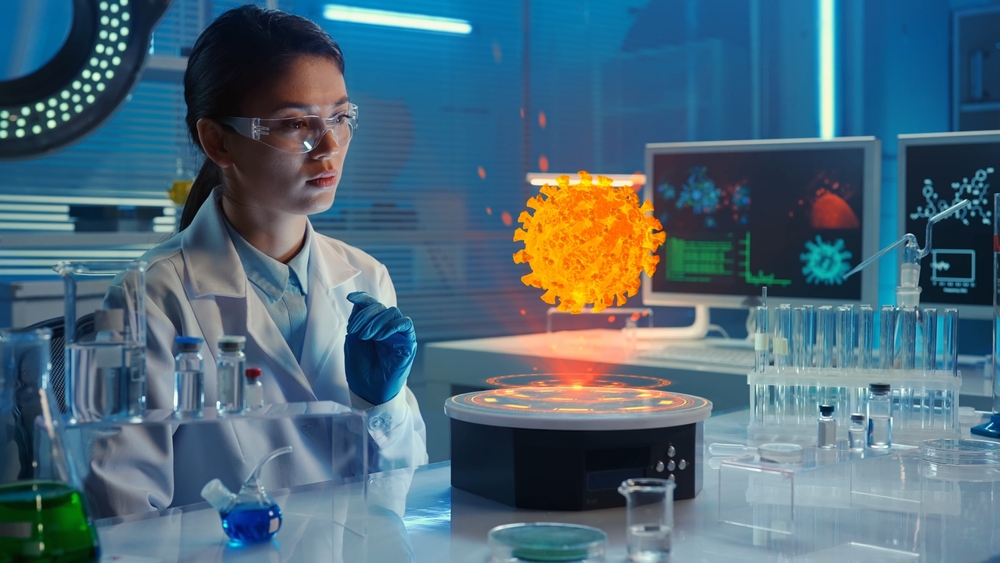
0, 327, 101, 560
55, 260, 148, 423
618, 478, 675, 562
920, 439, 1000, 561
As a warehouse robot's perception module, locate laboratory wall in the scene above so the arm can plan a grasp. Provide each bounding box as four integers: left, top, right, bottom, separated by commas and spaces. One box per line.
0, 0, 997, 354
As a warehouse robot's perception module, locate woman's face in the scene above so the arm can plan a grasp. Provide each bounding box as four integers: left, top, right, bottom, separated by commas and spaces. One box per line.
222, 55, 350, 217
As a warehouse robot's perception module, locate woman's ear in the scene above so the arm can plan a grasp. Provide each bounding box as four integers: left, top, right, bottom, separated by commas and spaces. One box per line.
196, 118, 235, 169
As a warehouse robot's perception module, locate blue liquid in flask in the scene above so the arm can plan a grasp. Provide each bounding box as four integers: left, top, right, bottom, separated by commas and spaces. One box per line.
221, 504, 282, 544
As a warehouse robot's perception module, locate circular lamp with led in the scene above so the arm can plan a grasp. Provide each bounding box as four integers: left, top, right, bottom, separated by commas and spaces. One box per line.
0, 0, 170, 159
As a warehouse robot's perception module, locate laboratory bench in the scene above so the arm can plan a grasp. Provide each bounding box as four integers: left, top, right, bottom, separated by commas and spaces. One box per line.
95, 409, 1000, 562
421, 329, 994, 462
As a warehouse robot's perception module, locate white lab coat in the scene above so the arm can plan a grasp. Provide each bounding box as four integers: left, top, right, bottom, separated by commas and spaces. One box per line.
85, 188, 427, 517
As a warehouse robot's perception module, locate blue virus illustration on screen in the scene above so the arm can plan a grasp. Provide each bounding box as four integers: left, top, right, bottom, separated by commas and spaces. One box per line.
800, 236, 853, 285
676, 166, 721, 217
910, 167, 994, 226
657, 182, 676, 200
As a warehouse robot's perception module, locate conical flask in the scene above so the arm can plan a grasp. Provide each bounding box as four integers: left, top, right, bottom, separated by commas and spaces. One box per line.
0, 327, 100, 561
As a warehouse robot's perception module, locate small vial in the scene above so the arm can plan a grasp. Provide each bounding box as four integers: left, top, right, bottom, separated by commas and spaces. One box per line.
817, 404, 836, 449
245, 368, 264, 410
174, 336, 205, 417
867, 383, 893, 449
216, 335, 247, 415
849, 413, 866, 451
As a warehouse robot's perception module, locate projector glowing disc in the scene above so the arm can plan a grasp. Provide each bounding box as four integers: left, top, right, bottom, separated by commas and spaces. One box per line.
483, 373, 671, 389
444, 386, 712, 431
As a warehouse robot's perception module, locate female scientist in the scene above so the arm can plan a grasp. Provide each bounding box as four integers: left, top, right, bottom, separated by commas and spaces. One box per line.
89, 5, 427, 516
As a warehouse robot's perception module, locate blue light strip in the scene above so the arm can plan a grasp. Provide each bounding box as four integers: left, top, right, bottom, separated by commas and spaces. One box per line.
322, 4, 472, 35
819, 0, 836, 139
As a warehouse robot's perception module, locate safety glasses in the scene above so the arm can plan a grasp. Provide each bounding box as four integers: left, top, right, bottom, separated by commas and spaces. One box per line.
220, 103, 358, 154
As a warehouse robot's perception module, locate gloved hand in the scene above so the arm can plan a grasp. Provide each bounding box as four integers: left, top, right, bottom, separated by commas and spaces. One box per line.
344, 291, 417, 405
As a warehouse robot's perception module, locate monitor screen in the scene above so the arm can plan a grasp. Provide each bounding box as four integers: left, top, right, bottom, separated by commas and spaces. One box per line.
899, 131, 1000, 320
642, 138, 880, 308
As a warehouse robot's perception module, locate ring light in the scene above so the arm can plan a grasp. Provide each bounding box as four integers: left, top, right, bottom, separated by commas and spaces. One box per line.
0, 0, 171, 160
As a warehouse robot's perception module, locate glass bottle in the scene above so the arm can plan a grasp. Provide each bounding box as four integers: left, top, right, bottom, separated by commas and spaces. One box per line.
215, 335, 246, 415
245, 368, 264, 410
817, 404, 836, 449
174, 336, 205, 417
0, 327, 101, 560
201, 446, 292, 544
56, 260, 148, 423
849, 413, 866, 450
867, 383, 893, 449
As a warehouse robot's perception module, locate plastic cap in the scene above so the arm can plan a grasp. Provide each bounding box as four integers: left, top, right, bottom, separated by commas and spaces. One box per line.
175, 335, 203, 352
851, 413, 866, 422
246, 368, 262, 379
819, 404, 834, 416
200, 478, 235, 512
870, 383, 891, 394
217, 335, 247, 352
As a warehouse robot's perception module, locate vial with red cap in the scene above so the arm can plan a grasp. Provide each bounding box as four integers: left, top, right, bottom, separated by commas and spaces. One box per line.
245, 368, 264, 411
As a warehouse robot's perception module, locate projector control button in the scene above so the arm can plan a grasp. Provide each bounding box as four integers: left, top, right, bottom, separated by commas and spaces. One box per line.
668, 474, 675, 483
667, 460, 676, 471
655, 461, 665, 473
679, 459, 687, 470
667, 446, 676, 458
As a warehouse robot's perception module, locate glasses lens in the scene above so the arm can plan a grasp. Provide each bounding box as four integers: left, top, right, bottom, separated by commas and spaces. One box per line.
259, 108, 358, 153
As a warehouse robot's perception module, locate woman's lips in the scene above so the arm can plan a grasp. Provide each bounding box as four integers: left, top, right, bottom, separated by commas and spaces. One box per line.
307, 174, 337, 188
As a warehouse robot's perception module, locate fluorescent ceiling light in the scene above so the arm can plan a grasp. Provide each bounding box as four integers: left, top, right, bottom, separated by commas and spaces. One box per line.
323, 4, 472, 35
526, 173, 646, 188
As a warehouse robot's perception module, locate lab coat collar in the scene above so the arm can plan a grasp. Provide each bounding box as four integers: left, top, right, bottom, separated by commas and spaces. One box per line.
181, 187, 362, 297
181, 187, 246, 299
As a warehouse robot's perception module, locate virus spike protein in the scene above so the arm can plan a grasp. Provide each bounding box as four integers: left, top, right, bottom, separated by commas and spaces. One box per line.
513, 171, 666, 313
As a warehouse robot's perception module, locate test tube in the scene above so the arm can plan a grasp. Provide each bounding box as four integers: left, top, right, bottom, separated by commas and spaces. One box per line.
922, 308, 938, 373
802, 305, 816, 369
942, 308, 959, 377
898, 307, 917, 370
858, 305, 874, 371
879, 305, 898, 370
817, 306, 835, 369
837, 305, 856, 370
754, 305, 770, 373
774, 304, 792, 372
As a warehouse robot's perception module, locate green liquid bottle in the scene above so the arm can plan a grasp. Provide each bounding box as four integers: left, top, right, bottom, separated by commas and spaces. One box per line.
0, 481, 99, 562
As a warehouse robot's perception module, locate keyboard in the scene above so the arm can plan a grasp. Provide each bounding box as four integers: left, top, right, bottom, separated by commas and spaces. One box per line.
636, 345, 756, 368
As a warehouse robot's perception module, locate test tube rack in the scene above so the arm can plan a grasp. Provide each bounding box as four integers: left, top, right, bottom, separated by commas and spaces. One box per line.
748, 368, 961, 446
749, 301, 962, 446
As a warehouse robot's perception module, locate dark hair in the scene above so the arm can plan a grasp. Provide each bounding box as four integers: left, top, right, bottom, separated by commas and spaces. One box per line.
178, 5, 345, 231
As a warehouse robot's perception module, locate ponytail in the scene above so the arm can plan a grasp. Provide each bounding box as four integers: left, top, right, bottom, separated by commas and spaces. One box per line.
179, 158, 223, 231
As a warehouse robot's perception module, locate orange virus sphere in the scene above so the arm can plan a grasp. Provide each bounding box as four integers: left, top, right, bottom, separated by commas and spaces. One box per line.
513, 171, 665, 313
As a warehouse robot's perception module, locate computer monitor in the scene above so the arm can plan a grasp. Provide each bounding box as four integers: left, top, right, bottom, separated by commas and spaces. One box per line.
641, 137, 880, 334
898, 131, 1000, 320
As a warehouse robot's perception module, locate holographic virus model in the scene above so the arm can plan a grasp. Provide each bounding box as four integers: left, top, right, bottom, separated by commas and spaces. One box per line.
910, 167, 994, 226
513, 171, 666, 313
800, 236, 853, 285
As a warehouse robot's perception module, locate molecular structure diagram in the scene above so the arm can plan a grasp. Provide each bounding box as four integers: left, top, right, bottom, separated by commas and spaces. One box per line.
800, 236, 853, 285
909, 167, 994, 226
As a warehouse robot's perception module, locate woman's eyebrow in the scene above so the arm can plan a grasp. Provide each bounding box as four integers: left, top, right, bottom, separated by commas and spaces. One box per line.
268, 97, 351, 113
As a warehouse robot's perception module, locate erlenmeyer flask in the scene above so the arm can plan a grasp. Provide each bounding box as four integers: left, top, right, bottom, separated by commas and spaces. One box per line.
0, 327, 100, 561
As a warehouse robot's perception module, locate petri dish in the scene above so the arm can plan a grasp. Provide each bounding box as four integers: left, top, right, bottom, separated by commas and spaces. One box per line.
488, 522, 607, 562
757, 443, 804, 464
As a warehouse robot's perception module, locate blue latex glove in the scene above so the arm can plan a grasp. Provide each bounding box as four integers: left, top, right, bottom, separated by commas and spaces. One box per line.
344, 291, 417, 405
